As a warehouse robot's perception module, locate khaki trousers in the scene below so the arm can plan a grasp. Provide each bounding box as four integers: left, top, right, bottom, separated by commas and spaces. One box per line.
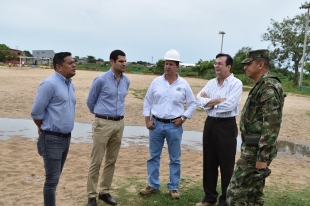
87, 117, 124, 197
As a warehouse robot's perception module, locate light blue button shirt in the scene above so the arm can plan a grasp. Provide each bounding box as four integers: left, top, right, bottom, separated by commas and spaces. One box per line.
86, 69, 130, 117
31, 72, 76, 133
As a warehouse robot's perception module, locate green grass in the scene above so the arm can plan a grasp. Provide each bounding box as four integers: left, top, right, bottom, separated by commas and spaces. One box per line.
264, 182, 310, 205
104, 177, 204, 206
129, 88, 147, 99
78, 177, 310, 206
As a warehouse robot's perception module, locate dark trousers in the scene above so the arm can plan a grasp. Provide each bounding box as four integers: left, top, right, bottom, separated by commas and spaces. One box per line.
202, 117, 237, 206
37, 132, 71, 206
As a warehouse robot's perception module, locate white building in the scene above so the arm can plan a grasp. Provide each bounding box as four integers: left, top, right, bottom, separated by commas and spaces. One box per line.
28, 50, 55, 65
180, 63, 195, 68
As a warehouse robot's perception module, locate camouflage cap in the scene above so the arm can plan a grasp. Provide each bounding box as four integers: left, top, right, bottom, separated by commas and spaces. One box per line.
241, 49, 269, 64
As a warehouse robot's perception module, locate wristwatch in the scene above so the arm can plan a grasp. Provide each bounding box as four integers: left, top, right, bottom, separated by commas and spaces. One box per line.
180, 116, 186, 123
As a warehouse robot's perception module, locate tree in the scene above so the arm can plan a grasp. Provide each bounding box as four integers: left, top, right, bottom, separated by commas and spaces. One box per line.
232, 47, 252, 74
262, 13, 310, 86
153, 59, 165, 73
74, 56, 79, 62
87, 55, 96, 64
190, 59, 215, 77
137, 61, 148, 65
0, 44, 18, 61
23, 50, 33, 57
305, 62, 310, 74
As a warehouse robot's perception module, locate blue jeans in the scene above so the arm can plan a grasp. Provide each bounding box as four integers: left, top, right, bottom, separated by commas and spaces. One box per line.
147, 119, 183, 190
37, 132, 71, 206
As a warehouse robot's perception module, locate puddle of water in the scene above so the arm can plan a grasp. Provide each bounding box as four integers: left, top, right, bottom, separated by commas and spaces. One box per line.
0, 118, 309, 157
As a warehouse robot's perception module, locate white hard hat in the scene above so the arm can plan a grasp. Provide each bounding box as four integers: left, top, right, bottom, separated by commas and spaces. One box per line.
163, 49, 181, 62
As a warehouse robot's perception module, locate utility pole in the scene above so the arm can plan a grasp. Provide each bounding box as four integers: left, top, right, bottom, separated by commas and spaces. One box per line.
299, 2, 310, 87
219, 31, 225, 53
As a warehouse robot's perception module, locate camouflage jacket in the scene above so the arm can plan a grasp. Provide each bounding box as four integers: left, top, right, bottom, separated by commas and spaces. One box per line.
240, 72, 285, 164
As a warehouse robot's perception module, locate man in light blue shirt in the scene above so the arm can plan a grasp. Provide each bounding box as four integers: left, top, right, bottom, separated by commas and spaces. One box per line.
31, 52, 76, 206
86, 50, 130, 206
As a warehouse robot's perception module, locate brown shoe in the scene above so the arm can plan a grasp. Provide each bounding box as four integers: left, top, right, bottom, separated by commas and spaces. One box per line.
169, 190, 180, 199
196, 202, 216, 206
139, 186, 158, 195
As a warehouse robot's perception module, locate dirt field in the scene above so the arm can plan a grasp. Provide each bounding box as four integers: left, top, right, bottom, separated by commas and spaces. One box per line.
0, 66, 309, 205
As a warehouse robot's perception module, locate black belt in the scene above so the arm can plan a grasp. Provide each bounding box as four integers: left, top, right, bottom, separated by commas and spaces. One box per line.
153, 115, 180, 123
95, 114, 124, 121
41, 130, 71, 138
207, 116, 235, 121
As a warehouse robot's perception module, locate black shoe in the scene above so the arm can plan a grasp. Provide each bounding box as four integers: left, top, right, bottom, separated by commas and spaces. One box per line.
99, 193, 117, 205
87, 197, 97, 206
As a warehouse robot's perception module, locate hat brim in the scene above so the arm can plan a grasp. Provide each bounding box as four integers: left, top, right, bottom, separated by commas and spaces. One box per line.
241, 58, 253, 64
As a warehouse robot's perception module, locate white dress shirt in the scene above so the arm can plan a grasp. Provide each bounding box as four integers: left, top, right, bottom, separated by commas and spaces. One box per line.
143, 74, 196, 119
196, 74, 242, 117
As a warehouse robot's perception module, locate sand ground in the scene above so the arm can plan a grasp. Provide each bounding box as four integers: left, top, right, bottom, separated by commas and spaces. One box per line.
0, 66, 309, 205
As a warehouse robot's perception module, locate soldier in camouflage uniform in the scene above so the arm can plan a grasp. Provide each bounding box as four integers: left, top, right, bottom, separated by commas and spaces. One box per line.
226, 49, 285, 206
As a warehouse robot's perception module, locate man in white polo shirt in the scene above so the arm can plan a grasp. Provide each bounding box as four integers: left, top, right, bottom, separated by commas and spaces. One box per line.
140, 49, 196, 199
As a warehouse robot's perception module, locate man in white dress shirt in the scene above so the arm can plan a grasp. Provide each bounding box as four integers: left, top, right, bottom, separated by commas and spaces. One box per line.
195, 53, 243, 206
140, 49, 196, 199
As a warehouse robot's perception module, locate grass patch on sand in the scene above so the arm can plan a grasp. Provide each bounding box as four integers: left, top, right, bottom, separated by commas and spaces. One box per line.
87, 177, 310, 206
129, 88, 147, 99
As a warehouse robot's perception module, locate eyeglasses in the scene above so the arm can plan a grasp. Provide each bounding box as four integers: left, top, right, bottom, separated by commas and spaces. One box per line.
214, 62, 225, 67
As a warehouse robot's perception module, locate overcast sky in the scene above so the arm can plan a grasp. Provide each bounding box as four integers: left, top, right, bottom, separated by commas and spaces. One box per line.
1, 0, 307, 63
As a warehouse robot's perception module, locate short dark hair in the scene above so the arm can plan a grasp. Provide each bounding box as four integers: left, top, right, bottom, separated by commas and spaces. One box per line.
216, 53, 233, 67
110, 50, 126, 62
53, 52, 72, 70
254, 58, 270, 69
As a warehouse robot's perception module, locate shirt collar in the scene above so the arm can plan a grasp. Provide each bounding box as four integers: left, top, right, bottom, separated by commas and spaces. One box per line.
108, 68, 123, 79
256, 72, 270, 84
55, 72, 72, 83
162, 73, 180, 81
216, 73, 234, 83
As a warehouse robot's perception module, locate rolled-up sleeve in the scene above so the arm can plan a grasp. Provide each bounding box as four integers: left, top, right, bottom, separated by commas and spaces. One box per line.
196, 83, 211, 109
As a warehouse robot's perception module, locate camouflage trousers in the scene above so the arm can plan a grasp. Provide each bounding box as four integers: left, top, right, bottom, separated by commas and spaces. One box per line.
226, 156, 271, 206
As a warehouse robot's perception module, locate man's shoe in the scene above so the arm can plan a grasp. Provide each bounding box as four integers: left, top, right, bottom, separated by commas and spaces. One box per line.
139, 186, 158, 195
169, 190, 180, 199
98, 193, 117, 205
196, 202, 216, 206
87, 197, 97, 206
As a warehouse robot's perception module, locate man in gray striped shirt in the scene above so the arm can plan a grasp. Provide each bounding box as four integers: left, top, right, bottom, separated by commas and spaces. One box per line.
196, 53, 243, 206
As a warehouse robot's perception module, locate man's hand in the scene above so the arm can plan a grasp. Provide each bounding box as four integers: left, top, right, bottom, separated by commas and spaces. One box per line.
256, 161, 267, 170
145, 116, 155, 130
172, 116, 185, 126
200, 91, 209, 98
